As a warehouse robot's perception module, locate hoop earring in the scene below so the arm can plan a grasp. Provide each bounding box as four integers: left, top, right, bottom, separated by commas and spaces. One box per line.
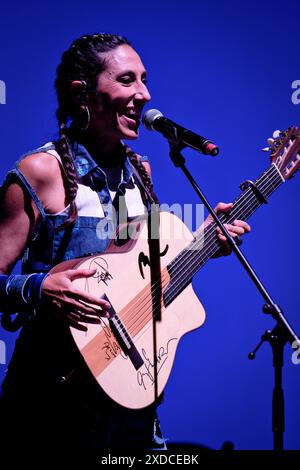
80, 106, 90, 131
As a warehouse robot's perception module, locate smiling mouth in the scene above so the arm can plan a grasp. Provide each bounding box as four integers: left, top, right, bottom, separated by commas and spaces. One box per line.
121, 112, 141, 128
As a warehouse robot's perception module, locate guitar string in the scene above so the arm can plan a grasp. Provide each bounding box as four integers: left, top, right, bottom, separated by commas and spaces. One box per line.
124, 172, 283, 340
167, 167, 283, 294
168, 166, 284, 294
117, 166, 283, 339
119, 169, 282, 342
87, 165, 279, 342
106, 170, 281, 349
121, 167, 282, 337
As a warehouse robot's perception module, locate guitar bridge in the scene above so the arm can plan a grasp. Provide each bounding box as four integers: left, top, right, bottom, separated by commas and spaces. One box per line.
101, 294, 144, 370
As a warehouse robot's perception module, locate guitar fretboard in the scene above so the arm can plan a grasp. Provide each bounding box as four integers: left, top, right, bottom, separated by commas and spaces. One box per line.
164, 163, 284, 306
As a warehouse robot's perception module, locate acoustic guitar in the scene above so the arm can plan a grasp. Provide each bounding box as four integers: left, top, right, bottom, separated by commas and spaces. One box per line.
50, 127, 300, 409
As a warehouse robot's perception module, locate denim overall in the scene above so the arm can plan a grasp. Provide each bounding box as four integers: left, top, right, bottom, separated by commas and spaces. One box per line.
0, 141, 166, 455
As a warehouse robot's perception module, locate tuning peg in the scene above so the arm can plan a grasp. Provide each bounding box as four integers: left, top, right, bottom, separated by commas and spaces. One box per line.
262, 130, 284, 152
262, 137, 274, 152
273, 129, 281, 139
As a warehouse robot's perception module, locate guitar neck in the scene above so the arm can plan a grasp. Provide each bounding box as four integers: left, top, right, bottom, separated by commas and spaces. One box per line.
164, 163, 285, 306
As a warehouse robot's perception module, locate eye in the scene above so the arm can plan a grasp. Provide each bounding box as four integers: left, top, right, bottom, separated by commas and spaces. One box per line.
118, 75, 134, 85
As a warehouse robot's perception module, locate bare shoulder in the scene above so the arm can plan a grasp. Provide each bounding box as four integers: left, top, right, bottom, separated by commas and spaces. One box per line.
0, 152, 59, 219
0, 154, 57, 272
18, 152, 61, 187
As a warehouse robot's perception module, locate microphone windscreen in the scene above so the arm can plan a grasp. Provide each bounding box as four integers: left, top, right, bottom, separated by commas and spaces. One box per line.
142, 109, 163, 130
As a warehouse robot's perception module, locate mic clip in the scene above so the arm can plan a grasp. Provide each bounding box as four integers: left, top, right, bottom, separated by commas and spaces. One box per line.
168, 141, 187, 167
160, 120, 185, 149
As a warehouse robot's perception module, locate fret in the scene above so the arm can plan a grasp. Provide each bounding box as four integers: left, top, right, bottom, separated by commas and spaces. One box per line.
164, 164, 284, 306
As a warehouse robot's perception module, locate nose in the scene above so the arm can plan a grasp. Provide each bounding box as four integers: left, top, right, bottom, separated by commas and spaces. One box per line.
134, 81, 151, 104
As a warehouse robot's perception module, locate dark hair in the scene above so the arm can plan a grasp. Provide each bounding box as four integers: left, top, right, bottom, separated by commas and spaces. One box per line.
54, 33, 158, 229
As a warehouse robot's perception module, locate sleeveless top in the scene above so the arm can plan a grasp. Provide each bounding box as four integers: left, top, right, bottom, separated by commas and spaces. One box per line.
2, 140, 148, 275
0, 139, 151, 384
0, 140, 167, 452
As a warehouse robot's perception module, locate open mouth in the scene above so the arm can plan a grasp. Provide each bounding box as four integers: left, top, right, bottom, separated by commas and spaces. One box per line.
121, 110, 141, 126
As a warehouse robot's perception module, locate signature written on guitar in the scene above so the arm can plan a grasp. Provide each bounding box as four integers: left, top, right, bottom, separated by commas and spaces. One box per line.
99, 318, 120, 360
137, 337, 178, 390
88, 257, 113, 285
99, 318, 128, 362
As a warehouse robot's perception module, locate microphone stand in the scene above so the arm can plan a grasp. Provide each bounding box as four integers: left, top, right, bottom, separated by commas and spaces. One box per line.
167, 141, 300, 451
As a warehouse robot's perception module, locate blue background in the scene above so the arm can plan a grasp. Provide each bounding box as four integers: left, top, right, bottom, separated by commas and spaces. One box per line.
0, 0, 299, 450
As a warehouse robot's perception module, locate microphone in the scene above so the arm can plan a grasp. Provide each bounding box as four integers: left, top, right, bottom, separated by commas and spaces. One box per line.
142, 109, 219, 156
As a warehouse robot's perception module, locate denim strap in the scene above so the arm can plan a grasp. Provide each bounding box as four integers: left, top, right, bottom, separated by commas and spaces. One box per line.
5, 168, 46, 219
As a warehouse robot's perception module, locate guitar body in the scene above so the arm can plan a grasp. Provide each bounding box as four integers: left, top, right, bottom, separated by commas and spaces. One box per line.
51, 211, 205, 409
50, 126, 300, 409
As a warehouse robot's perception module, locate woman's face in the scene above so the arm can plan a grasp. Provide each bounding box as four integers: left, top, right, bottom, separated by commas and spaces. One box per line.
88, 45, 151, 142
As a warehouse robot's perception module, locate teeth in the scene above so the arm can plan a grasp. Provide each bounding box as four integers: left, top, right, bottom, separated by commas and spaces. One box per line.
124, 111, 140, 118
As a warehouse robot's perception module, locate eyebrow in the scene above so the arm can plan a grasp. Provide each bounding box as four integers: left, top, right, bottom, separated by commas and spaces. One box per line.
117, 69, 147, 77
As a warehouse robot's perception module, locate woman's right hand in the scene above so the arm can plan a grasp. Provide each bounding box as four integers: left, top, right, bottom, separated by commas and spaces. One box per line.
41, 268, 111, 331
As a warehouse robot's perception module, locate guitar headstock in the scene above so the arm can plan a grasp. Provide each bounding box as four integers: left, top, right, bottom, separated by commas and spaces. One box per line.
268, 126, 300, 180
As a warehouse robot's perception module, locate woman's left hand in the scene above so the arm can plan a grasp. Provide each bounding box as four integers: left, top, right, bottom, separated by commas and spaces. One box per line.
206, 202, 251, 256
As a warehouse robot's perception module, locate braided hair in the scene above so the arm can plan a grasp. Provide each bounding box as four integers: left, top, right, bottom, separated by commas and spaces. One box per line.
54, 33, 158, 228
124, 145, 159, 205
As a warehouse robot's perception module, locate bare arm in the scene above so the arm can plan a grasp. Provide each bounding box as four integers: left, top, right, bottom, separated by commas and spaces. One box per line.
0, 181, 36, 274
0, 151, 65, 273
0, 154, 110, 330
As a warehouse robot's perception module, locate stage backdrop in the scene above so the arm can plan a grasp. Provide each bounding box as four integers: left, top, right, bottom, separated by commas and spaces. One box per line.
0, 0, 299, 450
